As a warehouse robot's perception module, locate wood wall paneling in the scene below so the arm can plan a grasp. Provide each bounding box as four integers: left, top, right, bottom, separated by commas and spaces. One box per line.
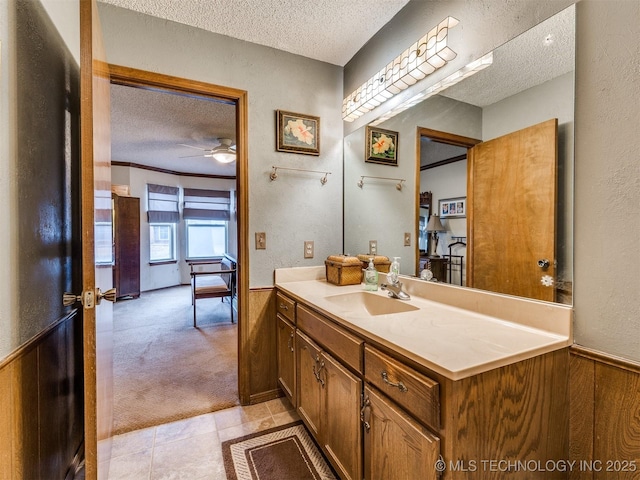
11, 345, 40, 480
594, 364, 640, 479
247, 288, 280, 403
569, 353, 594, 480
0, 364, 14, 480
570, 347, 640, 480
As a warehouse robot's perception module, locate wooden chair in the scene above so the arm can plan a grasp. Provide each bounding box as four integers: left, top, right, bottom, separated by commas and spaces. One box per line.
190, 254, 237, 327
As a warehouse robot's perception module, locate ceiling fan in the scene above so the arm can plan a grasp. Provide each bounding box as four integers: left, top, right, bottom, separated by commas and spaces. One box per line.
179, 138, 236, 164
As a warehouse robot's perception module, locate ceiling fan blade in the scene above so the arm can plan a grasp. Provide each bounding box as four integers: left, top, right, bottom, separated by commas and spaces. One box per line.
179, 154, 207, 158
178, 143, 207, 151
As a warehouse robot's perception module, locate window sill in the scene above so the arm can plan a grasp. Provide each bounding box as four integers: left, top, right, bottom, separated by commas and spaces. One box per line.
186, 257, 223, 265
149, 260, 177, 266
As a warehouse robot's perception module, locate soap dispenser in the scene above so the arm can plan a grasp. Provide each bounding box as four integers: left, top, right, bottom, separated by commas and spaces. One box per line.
388, 256, 401, 284
364, 258, 378, 291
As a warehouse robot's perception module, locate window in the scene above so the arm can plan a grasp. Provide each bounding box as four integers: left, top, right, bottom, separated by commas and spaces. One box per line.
183, 188, 231, 259
147, 184, 179, 263
150, 223, 176, 262
186, 220, 227, 259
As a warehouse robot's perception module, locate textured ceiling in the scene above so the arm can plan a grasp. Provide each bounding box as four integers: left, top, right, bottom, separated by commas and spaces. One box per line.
110, 85, 237, 176
441, 6, 574, 107
98, 0, 410, 67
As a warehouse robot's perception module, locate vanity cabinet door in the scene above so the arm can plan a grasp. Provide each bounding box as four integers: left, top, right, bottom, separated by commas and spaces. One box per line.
363, 386, 440, 480
296, 330, 323, 438
276, 315, 296, 406
321, 351, 362, 480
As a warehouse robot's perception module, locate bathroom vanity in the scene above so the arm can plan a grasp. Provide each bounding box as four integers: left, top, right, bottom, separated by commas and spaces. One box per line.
275, 267, 572, 480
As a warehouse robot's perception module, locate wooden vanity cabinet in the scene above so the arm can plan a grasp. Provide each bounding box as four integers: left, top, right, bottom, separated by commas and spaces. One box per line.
363, 386, 440, 480
276, 292, 296, 406
276, 289, 569, 480
295, 307, 363, 480
276, 315, 296, 406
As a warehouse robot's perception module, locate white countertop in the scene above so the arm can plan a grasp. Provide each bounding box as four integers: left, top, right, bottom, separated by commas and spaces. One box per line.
275, 268, 572, 381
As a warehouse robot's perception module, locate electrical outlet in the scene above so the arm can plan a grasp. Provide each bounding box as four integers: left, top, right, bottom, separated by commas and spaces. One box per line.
369, 240, 377, 255
404, 232, 411, 246
255, 232, 266, 250
304, 241, 314, 259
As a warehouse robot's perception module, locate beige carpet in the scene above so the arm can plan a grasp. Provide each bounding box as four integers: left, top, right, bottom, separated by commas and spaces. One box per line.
222, 421, 337, 480
112, 285, 239, 435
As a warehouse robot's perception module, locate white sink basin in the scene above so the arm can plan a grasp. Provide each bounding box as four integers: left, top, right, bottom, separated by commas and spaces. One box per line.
324, 291, 419, 316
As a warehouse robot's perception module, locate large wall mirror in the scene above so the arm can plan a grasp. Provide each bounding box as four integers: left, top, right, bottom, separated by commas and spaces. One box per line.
344, 5, 574, 305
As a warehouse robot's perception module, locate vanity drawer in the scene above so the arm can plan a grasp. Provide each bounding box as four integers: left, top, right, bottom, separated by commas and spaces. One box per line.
276, 292, 296, 323
364, 345, 440, 431
297, 304, 363, 373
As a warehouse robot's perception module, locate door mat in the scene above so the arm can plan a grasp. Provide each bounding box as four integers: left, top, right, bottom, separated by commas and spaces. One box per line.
222, 421, 337, 480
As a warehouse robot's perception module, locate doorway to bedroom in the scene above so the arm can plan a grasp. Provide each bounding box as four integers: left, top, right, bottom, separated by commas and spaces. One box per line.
108, 65, 248, 435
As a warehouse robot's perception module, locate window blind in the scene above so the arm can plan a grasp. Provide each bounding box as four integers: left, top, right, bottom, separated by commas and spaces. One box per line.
147, 184, 180, 223
183, 188, 231, 220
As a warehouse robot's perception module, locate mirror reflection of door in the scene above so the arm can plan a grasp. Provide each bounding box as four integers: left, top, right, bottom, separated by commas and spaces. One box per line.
468, 118, 558, 302
419, 118, 558, 302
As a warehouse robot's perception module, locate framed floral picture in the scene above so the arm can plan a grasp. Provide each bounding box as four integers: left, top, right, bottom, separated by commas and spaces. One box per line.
439, 196, 467, 219
276, 110, 320, 155
365, 126, 398, 166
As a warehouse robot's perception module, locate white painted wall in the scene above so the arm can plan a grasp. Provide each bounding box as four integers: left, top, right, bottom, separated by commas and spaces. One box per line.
98, 4, 344, 288
421, 160, 468, 256
573, 0, 640, 362
111, 165, 237, 291
0, 0, 18, 358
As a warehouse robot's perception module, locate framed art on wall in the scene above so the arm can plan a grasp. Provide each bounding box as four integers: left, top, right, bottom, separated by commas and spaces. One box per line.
276, 110, 320, 155
365, 126, 398, 166
439, 197, 466, 218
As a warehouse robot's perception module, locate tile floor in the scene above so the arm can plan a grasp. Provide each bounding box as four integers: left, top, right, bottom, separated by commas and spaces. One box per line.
105, 398, 299, 480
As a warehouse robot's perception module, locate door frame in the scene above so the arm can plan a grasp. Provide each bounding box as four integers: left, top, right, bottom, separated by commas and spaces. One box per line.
108, 65, 251, 403
415, 127, 480, 277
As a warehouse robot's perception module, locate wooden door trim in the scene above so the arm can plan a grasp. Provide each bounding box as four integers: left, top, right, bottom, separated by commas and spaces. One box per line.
107, 64, 251, 404
415, 127, 480, 276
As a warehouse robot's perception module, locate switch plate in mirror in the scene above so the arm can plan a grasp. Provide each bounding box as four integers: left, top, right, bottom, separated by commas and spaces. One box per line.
255, 232, 266, 249
369, 240, 377, 255
404, 232, 411, 246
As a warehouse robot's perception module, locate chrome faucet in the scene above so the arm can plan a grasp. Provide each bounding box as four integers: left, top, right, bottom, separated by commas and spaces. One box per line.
380, 280, 411, 300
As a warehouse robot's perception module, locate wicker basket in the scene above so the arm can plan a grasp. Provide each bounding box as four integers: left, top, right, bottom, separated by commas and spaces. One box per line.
325, 255, 363, 286
356, 254, 391, 273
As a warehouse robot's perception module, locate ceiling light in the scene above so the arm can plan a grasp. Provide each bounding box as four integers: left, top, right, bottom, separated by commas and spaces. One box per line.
342, 16, 460, 122
210, 139, 236, 164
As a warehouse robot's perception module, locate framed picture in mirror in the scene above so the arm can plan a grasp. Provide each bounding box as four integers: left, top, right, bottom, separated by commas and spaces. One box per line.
365, 126, 398, 166
439, 197, 466, 218
276, 110, 320, 155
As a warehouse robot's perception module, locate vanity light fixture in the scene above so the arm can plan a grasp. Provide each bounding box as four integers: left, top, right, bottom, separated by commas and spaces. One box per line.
357, 175, 406, 191
370, 51, 494, 127
342, 16, 460, 122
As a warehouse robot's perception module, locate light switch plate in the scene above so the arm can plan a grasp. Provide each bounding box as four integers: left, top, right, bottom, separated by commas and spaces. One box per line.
369, 240, 377, 255
255, 232, 266, 250
404, 232, 411, 246
304, 241, 314, 259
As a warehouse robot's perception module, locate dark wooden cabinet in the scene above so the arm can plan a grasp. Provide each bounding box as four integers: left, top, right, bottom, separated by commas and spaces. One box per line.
113, 194, 140, 300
